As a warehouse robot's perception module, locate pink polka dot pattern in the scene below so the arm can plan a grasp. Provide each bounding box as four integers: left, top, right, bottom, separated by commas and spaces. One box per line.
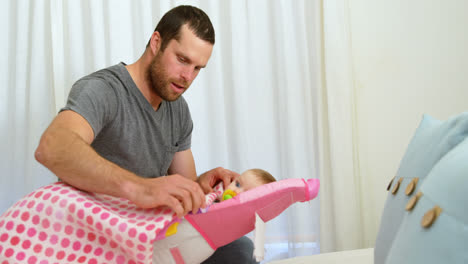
0, 181, 217, 263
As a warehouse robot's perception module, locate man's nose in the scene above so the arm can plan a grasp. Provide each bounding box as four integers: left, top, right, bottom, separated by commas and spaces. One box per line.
180, 66, 194, 82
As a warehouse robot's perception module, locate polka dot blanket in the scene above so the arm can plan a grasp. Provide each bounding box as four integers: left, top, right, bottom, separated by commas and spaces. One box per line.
0, 181, 223, 264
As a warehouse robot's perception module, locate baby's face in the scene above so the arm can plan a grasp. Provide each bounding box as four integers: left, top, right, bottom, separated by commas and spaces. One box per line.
226, 171, 263, 195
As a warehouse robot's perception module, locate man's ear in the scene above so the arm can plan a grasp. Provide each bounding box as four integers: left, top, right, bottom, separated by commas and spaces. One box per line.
149, 31, 162, 55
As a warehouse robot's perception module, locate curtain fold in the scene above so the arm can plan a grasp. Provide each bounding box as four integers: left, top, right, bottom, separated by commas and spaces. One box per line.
1, 0, 58, 215
319, 0, 365, 252
0, 0, 362, 262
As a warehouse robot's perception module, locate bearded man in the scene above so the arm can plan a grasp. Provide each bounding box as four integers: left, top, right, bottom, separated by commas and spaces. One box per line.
35, 5, 257, 264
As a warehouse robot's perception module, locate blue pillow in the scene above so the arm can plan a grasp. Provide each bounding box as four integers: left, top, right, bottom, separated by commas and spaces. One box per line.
385, 136, 468, 263
374, 112, 468, 263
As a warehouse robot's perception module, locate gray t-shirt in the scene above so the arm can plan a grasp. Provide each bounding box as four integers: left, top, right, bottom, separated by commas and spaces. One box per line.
61, 63, 193, 178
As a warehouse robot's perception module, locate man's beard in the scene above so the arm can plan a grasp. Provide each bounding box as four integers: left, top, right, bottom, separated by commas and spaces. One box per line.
147, 53, 188, 102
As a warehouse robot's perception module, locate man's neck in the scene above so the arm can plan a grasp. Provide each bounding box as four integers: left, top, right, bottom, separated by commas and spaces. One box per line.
125, 58, 163, 111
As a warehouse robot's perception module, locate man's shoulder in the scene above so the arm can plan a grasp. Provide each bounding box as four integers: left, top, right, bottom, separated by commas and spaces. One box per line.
78, 63, 126, 83
72, 63, 132, 96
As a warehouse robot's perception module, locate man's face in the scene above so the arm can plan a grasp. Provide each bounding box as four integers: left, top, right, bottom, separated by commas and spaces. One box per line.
148, 24, 213, 101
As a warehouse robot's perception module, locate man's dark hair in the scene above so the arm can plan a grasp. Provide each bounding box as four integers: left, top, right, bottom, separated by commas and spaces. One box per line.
150, 5, 215, 51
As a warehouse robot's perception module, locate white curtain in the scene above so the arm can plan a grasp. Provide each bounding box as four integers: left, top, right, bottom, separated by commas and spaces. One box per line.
0, 0, 368, 261
320, 0, 366, 252
186, 1, 323, 260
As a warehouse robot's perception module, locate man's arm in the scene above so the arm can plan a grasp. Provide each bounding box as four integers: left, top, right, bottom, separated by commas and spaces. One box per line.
168, 150, 239, 194
35, 110, 204, 217
168, 150, 239, 206
167, 149, 203, 213
168, 149, 197, 181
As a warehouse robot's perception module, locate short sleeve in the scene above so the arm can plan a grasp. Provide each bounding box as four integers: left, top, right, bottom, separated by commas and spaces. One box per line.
176, 97, 193, 151
60, 78, 118, 138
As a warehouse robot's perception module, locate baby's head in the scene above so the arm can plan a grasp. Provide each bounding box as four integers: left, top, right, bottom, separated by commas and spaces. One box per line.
226, 168, 276, 195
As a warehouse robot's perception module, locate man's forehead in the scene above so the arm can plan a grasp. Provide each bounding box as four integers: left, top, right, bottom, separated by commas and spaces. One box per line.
172, 25, 199, 46
168, 25, 212, 61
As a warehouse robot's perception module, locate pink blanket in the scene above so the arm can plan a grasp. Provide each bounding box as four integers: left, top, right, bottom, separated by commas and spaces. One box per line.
0, 181, 221, 264
0, 178, 320, 264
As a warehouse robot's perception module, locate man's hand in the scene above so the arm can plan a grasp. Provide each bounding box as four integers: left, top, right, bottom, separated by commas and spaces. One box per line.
128, 174, 206, 218
197, 167, 239, 194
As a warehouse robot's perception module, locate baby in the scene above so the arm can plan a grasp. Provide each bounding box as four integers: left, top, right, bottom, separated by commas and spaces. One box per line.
221, 168, 276, 201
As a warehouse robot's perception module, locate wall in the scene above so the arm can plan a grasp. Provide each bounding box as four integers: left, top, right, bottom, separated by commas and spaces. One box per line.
348, 0, 468, 246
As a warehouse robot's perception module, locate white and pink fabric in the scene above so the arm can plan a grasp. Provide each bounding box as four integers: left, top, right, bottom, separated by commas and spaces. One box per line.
0, 178, 319, 264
